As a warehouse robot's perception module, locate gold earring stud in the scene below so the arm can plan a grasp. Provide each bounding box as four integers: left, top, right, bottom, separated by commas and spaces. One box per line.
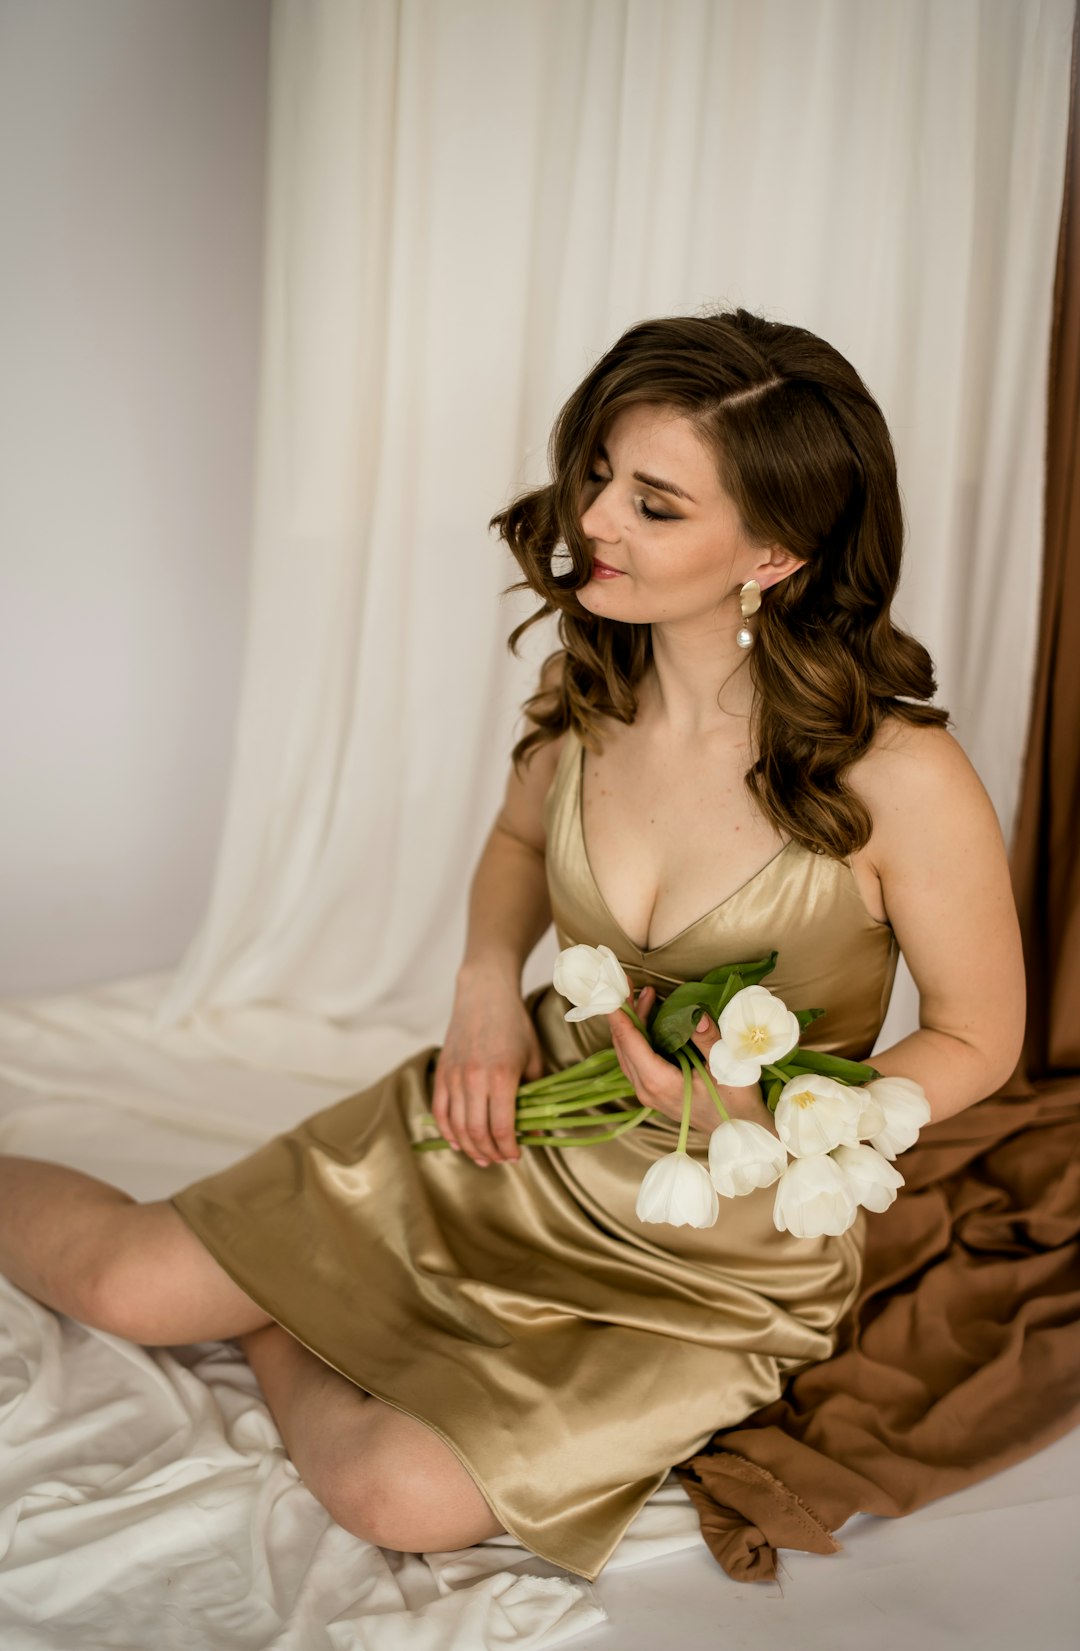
736, 579, 761, 648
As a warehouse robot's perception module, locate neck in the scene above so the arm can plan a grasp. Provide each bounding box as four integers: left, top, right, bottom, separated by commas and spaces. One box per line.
642, 609, 755, 738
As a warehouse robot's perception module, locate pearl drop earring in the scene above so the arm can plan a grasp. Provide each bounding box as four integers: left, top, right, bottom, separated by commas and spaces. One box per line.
736, 579, 761, 648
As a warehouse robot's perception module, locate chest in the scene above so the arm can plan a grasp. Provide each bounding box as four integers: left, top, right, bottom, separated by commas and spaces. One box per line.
578, 733, 794, 954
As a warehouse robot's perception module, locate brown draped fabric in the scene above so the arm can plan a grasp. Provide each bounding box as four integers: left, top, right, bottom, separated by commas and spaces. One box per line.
674, 8, 1080, 1581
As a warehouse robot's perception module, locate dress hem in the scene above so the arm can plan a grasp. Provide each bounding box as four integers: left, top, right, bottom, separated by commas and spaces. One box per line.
169, 1191, 655, 1583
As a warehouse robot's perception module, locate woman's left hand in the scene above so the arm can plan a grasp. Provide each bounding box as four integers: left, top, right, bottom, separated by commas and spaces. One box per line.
606, 986, 780, 1137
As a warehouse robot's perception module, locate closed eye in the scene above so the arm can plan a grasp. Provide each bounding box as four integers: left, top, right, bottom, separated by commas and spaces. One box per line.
585, 470, 675, 523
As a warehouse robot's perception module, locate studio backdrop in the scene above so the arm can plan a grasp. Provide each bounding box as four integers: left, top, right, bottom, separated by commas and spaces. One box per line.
141, 0, 1073, 1071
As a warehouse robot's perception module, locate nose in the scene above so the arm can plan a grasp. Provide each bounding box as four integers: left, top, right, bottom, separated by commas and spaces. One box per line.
580, 484, 619, 545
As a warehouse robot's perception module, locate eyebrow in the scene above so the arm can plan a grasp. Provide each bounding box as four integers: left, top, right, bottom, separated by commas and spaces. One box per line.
595, 442, 697, 504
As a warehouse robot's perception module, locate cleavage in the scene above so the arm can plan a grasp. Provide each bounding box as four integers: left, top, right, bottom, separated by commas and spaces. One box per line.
578, 739, 789, 952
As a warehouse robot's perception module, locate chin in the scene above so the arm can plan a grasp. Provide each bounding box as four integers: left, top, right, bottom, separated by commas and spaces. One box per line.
575, 581, 629, 615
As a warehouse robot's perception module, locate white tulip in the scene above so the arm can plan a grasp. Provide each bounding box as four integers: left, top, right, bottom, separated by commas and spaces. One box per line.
708, 1038, 765, 1087
708, 1119, 789, 1198
860, 1075, 932, 1160
773, 1074, 863, 1157
772, 1154, 859, 1238
713, 985, 801, 1084
635, 1151, 720, 1228
553, 943, 632, 1022
852, 1085, 887, 1140
830, 1142, 906, 1212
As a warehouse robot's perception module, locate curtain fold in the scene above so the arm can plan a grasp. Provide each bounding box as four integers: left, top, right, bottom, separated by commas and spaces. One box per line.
148, 0, 1073, 1068
1011, 6, 1080, 1079
675, 0, 1080, 1581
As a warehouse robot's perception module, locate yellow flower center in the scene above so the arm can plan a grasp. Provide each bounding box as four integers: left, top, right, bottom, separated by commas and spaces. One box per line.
792, 1089, 817, 1109
744, 1025, 769, 1051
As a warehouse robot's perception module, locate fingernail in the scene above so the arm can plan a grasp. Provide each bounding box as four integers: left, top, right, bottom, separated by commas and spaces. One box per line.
696, 1013, 709, 1032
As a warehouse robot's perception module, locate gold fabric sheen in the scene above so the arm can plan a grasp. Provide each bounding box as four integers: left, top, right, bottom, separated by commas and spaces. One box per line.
170, 727, 900, 1580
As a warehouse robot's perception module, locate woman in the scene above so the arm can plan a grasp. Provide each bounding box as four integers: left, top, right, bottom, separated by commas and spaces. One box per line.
0, 309, 1024, 1581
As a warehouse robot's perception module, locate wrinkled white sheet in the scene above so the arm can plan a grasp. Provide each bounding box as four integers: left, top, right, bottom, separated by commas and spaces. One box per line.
0, 973, 705, 1649
3, 972, 1078, 1650
0, 1275, 711, 1649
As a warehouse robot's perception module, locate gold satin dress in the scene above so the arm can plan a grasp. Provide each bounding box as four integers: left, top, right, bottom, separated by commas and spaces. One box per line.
170, 728, 899, 1581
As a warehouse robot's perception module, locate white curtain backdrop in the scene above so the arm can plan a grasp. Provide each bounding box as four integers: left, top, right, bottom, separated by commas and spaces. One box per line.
1, 4, 1076, 1642
141, 0, 1073, 1059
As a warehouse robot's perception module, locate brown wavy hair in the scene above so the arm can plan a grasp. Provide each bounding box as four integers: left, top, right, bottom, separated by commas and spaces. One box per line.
489, 306, 950, 859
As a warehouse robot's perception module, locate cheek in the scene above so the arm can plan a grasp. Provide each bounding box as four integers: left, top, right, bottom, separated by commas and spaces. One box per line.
634, 540, 729, 603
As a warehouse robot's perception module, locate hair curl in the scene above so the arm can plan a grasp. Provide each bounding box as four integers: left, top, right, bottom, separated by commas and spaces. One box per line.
489, 306, 949, 859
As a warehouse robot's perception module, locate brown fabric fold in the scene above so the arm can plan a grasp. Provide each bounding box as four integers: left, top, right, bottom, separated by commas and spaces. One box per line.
674, 5, 1080, 1581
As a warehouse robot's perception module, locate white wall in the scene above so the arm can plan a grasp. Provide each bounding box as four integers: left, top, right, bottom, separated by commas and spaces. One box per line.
0, 0, 269, 996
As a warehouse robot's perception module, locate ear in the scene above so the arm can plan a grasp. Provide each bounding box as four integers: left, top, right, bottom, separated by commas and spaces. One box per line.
754, 544, 807, 592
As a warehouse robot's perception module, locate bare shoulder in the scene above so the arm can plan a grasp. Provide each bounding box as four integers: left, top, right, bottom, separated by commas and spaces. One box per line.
491, 651, 569, 856
845, 715, 1001, 852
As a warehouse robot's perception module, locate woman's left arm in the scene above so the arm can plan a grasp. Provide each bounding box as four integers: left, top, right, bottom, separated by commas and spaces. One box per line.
852, 722, 1027, 1124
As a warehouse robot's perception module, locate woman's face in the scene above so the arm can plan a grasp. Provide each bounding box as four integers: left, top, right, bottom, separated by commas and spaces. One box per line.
574, 401, 793, 624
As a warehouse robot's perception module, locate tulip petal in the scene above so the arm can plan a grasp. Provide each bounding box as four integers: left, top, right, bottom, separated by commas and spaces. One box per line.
831, 1142, 905, 1212
774, 1074, 863, 1157
635, 1151, 720, 1227
708, 1039, 763, 1087
772, 1154, 859, 1238
708, 1119, 789, 1197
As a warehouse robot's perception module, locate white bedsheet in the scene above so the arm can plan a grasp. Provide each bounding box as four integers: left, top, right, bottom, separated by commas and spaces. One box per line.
1, 973, 1077, 1650
0, 974, 704, 1649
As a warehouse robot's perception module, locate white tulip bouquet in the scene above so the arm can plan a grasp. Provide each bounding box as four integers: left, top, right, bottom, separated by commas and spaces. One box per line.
414, 943, 931, 1239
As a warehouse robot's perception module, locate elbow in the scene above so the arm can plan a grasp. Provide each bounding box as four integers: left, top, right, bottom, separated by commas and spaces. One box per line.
952, 1017, 1025, 1095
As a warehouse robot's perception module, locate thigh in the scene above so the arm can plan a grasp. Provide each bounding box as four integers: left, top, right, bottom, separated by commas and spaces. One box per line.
83, 1200, 277, 1345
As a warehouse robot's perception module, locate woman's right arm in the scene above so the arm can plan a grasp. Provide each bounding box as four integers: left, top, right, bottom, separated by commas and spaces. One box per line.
430, 657, 566, 1167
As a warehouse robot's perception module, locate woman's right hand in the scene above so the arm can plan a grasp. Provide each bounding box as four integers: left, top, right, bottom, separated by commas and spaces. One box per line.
431, 964, 546, 1166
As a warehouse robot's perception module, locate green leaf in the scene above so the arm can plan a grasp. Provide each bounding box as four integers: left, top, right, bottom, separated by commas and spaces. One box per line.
700, 951, 777, 987
650, 981, 728, 1054
782, 1048, 879, 1084
794, 1007, 826, 1029
714, 972, 745, 1014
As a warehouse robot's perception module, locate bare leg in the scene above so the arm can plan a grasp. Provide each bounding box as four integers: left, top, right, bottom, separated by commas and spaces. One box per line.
0, 1153, 505, 1554
237, 1324, 506, 1552
0, 1154, 135, 1305
0, 1154, 275, 1341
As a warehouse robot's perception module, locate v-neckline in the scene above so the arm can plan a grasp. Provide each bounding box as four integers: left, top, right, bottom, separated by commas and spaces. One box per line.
574, 734, 797, 956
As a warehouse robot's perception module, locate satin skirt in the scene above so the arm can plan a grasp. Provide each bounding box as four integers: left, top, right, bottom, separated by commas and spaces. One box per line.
170, 983, 865, 1580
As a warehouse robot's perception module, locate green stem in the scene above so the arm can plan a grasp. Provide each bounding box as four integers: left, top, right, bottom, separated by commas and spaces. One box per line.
414, 1099, 656, 1153
515, 1049, 620, 1096
516, 1072, 630, 1108
674, 1051, 694, 1153
519, 1107, 653, 1147
516, 1088, 636, 1123
620, 1003, 649, 1036
684, 1043, 732, 1123
518, 1109, 640, 1133
518, 1096, 637, 1122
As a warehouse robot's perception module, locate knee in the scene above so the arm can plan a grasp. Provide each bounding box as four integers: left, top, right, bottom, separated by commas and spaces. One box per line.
313, 1447, 499, 1555
64, 1249, 135, 1338
312, 1446, 414, 1550
64, 1245, 165, 1344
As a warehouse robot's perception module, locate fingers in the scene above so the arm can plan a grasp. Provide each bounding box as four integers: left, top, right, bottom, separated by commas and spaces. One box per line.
452, 1065, 521, 1167
487, 1071, 522, 1164
690, 1007, 721, 1057
609, 987, 683, 1115
430, 1064, 460, 1151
